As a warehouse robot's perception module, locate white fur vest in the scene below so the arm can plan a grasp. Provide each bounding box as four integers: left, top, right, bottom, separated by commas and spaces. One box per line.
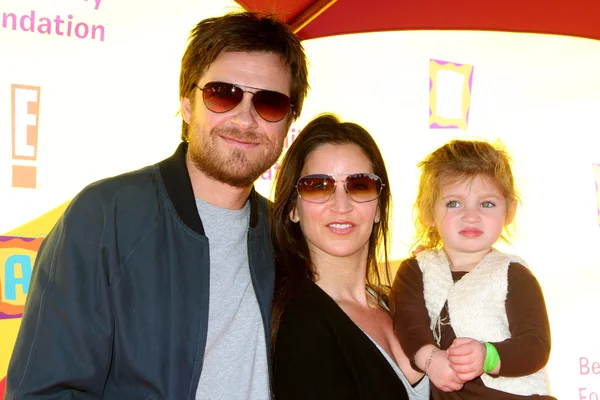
416, 248, 550, 395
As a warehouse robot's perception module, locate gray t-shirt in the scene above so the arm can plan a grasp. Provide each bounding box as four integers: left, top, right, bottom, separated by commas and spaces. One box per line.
194, 198, 269, 400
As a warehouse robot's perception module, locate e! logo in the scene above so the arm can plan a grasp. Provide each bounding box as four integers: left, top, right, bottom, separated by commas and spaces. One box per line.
11, 84, 41, 189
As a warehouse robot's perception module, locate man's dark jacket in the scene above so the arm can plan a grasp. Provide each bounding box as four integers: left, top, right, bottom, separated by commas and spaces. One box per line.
5, 142, 275, 399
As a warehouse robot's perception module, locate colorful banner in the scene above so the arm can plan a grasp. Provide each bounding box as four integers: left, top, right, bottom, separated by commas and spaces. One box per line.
0, 236, 43, 319
0, 202, 68, 398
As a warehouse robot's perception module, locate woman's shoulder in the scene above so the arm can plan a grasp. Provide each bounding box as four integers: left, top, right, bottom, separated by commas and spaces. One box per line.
281, 280, 333, 319
277, 280, 348, 346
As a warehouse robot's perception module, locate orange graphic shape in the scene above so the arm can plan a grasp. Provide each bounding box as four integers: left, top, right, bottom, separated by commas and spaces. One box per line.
12, 165, 37, 189
11, 84, 40, 161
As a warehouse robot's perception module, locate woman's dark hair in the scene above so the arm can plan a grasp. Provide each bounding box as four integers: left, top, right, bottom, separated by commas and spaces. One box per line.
270, 113, 392, 351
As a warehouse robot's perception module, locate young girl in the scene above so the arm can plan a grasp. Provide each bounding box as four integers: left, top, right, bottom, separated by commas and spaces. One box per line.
390, 139, 555, 399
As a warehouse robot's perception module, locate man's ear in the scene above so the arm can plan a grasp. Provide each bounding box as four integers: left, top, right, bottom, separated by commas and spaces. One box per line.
181, 96, 192, 124
505, 200, 517, 226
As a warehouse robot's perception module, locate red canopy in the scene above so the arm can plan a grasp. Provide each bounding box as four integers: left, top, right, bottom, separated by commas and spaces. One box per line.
235, 0, 600, 42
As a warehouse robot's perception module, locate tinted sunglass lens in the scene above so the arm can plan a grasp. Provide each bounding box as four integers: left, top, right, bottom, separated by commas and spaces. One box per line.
346, 174, 381, 202
202, 82, 243, 113
297, 175, 335, 203
253, 90, 291, 122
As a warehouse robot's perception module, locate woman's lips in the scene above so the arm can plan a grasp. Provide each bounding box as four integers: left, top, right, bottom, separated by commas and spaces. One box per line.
327, 222, 354, 234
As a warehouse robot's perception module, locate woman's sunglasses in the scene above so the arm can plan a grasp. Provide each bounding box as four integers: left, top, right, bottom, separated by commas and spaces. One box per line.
296, 173, 384, 204
196, 81, 293, 122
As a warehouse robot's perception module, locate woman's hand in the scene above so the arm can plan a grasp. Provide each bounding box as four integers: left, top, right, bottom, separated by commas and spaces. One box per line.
420, 347, 465, 392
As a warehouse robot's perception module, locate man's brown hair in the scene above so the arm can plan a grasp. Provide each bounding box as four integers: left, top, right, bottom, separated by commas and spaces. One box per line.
179, 11, 309, 141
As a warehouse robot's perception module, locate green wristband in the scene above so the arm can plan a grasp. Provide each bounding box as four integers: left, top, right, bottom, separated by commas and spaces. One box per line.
483, 342, 500, 373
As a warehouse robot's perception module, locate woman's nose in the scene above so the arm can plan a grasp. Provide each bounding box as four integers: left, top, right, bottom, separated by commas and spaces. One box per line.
329, 183, 353, 213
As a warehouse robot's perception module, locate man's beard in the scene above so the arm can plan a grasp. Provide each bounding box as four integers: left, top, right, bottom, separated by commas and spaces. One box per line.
188, 123, 284, 188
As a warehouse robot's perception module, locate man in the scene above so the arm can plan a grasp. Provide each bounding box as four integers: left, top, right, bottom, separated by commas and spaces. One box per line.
6, 11, 309, 400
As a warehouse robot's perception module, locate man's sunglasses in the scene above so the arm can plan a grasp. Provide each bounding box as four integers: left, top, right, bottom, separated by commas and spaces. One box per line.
296, 173, 384, 204
196, 81, 293, 122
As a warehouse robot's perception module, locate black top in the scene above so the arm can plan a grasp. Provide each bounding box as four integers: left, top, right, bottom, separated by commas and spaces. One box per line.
274, 280, 411, 400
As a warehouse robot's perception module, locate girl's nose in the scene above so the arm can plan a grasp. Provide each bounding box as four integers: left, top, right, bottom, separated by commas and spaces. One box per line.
461, 207, 481, 223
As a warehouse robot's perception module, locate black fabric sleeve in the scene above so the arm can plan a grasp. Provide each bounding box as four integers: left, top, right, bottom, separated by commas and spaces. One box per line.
5, 194, 113, 399
492, 263, 552, 377
274, 307, 359, 400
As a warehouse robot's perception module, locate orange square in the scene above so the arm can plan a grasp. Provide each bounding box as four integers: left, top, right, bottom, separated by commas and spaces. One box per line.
12, 165, 37, 188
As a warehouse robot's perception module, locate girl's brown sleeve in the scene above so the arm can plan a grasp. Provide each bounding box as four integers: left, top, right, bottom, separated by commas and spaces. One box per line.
492, 263, 552, 376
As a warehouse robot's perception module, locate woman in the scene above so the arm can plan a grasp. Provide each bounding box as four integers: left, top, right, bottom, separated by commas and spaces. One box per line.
271, 113, 430, 399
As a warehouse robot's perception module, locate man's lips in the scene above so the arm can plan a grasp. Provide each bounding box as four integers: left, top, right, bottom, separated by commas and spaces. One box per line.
219, 135, 262, 151
459, 227, 483, 237
221, 135, 259, 145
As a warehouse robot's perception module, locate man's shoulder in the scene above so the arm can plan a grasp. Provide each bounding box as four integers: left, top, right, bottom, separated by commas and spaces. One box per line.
62, 162, 163, 225
83, 163, 158, 196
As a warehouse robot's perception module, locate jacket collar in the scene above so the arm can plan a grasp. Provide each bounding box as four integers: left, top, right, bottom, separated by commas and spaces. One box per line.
158, 142, 260, 236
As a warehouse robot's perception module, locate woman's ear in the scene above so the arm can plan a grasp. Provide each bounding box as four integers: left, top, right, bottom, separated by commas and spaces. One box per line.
289, 207, 299, 223
504, 200, 517, 226
374, 205, 381, 224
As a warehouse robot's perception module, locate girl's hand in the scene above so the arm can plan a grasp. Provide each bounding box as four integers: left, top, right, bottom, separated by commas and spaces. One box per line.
447, 337, 486, 381
428, 349, 465, 392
